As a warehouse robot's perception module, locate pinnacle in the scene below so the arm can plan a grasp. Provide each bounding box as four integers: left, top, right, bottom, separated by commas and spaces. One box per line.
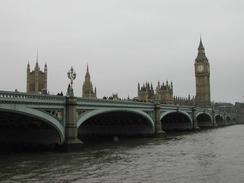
196, 37, 208, 62
36, 48, 39, 63
198, 36, 204, 49
86, 64, 89, 73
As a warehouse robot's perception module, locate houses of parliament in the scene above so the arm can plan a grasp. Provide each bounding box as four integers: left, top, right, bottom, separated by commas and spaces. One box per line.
26, 38, 211, 106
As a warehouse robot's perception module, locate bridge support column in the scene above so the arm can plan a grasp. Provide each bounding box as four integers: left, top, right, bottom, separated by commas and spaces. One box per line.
212, 109, 217, 127
154, 103, 165, 137
192, 107, 199, 130
63, 97, 83, 151
223, 113, 228, 126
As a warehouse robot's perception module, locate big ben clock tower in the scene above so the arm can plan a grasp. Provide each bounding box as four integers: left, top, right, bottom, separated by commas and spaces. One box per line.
195, 38, 211, 106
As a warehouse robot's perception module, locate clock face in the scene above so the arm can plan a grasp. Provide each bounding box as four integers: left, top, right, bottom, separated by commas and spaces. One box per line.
197, 65, 204, 72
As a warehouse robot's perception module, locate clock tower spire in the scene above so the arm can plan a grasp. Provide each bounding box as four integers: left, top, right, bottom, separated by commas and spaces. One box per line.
194, 37, 211, 106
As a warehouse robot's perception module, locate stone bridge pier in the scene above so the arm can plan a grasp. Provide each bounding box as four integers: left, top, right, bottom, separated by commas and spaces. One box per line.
63, 97, 83, 151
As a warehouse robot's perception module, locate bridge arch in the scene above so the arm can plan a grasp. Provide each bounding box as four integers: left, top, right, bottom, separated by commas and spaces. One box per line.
0, 105, 64, 144
226, 115, 231, 124
77, 108, 155, 138
196, 112, 213, 128
215, 114, 225, 126
226, 115, 231, 121
160, 110, 193, 130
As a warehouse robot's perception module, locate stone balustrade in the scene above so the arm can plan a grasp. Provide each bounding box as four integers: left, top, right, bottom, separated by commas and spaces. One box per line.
0, 90, 65, 104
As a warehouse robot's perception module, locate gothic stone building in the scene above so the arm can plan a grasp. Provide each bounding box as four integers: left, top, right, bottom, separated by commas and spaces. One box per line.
195, 38, 211, 106
82, 65, 97, 99
136, 38, 211, 106
26, 61, 47, 94
137, 81, 173, 104
155, 81, 173, 104
137, 82, 155, 102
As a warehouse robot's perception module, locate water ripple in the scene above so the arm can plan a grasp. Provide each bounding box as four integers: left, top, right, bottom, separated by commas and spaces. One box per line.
1, 125, 244, 183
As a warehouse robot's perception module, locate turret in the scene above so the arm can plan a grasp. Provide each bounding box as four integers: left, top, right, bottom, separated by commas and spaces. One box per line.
35, 61, 40, 71
138, 83, 140, 91
27, 62, 30, 92
82, 64, 96, 98
85, 64, 90, 80
44, 63, 47, 72
27, 62, 30, 72
44, 63, 47, 92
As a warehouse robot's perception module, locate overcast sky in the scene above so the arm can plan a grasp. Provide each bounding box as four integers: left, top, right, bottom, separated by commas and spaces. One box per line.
0, 0, 243, 103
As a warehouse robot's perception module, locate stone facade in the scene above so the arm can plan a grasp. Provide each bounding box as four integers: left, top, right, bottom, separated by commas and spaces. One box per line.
26, 61, 47, 94
137, 81, 173, 104
82, 65, 97, 99
137, 82, 155, 102
155, 81, 173, 104
234, 103, 244, 123
195, 38, 211, 106
173, 95, 195, 106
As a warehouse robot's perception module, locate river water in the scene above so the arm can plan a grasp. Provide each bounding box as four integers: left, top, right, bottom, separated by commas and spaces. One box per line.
1, 125, 244, 183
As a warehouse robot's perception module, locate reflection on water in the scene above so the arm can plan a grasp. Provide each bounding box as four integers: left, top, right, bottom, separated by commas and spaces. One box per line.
1, 125, 244, 183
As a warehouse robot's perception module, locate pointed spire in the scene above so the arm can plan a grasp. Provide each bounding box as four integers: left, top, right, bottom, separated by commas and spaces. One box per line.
36, 48, 39, 63
35, 61, 39, 70
86, 63, 89, 73
196, 36, 208, 62
27, 61, 30, 71
198, 36, 204, 50
82, 64, 97, 99
34, 49, 40, 70
44, 62, 47, 71
85, 64, 90, 80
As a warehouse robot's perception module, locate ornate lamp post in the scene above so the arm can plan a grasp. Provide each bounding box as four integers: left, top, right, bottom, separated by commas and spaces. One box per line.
67, 66, 76, 97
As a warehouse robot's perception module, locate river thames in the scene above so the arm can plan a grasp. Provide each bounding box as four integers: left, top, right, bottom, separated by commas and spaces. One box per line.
0, 125, 244, 183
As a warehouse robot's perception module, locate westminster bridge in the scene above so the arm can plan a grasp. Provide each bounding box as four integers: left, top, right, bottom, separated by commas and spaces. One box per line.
0, 91, 237, 150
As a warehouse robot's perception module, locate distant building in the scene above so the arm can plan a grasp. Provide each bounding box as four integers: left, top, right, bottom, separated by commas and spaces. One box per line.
235, 102, 244, 123
137, 81, 173, 104
155, 81, 173, 104
109, 93, 120, 100
195, 38, 211, 106
26, 58, 47, 94
173, 95, 195, 106
137, 82, 155, 102
214, 102, 234, 112
82, 65, 97, 99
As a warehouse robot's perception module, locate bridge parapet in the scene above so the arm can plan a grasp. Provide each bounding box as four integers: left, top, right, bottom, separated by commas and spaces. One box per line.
160, 104, 194, 111
76, 97, 154, 109
0, 90, 65, 105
